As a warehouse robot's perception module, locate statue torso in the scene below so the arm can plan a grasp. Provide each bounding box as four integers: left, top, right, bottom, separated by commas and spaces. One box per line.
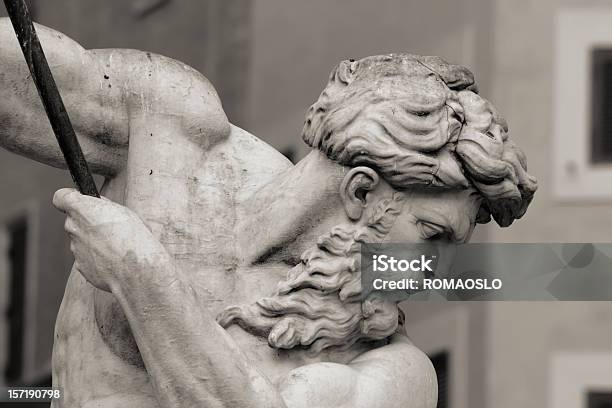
51, 125, 363, 407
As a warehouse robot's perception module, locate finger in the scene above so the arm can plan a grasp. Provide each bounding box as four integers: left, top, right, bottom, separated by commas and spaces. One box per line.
53, 188, 82, 214
53, 188, 100, 218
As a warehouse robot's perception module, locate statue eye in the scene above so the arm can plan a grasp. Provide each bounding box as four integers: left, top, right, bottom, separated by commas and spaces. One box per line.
415, 111, 430, 117
417, 221, 446, 239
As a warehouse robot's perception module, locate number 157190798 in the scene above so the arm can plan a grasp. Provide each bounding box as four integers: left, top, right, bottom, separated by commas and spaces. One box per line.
3, 387, 62, 402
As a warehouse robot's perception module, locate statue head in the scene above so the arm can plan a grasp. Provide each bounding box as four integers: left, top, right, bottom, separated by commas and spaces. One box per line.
218, 54, 537, 353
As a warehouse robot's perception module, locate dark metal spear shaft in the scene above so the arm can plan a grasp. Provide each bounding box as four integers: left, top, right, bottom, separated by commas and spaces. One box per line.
3, 0, 100, 197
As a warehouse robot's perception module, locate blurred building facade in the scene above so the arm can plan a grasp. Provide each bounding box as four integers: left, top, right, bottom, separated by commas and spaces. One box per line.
1, 1, 611, 407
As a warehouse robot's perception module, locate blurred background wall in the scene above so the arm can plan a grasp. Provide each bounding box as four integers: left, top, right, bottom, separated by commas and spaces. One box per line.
0, 1, 611, 407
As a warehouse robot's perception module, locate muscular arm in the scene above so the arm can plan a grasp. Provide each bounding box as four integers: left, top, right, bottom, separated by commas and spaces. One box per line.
0, 18, 128, 175
0, 19, 229, 176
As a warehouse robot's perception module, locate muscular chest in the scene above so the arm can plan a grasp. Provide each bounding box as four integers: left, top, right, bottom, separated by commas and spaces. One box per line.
91, 124, 294, 366
104, 124, 291, 299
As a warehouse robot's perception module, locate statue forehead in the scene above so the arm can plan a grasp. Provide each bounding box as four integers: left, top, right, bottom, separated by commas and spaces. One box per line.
401, 187, 482, 216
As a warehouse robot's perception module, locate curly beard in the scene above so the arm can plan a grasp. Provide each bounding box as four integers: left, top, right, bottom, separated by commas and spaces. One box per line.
216, 194, 405, 355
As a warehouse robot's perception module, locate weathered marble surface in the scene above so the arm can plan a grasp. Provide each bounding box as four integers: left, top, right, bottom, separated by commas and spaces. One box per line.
0, 18, 536, 408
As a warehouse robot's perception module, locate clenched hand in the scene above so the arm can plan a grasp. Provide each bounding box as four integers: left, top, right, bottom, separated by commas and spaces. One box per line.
53, 188, 166, 292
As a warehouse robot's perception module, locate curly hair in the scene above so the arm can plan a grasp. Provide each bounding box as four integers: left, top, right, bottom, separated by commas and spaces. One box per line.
302, 54, 537, 227
217, 193, 407, 354
218, 55, 538, 355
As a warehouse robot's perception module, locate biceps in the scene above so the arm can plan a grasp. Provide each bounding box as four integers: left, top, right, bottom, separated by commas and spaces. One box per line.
0, 20, 128, 174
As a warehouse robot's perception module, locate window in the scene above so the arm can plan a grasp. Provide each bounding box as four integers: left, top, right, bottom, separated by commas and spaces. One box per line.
589, 392, 612, 408
591, 49, 612, 164
554, 9, 612, 200
550, 352, 612, 408
4, 217, 28, 384
430, 351, 450, 408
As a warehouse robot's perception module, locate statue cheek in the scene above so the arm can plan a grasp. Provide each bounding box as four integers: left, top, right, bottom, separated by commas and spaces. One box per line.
382, 215, 421, 243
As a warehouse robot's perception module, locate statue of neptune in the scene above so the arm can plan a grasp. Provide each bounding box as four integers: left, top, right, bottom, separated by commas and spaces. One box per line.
0, 19, 537, 407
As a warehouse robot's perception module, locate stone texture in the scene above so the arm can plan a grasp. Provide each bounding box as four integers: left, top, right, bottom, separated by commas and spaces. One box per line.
0, 18, 535, 407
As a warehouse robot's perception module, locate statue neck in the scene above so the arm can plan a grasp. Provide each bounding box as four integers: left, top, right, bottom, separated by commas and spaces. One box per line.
237, 150, 347, 265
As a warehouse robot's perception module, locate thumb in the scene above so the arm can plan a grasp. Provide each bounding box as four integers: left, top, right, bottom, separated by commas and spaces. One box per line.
53, 188, 97, 215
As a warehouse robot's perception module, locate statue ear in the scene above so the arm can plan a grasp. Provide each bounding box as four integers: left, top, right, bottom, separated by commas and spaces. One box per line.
340, 167, 380, 220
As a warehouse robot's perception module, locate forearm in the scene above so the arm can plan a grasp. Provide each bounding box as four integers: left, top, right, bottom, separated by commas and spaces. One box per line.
109, 252, 286, 408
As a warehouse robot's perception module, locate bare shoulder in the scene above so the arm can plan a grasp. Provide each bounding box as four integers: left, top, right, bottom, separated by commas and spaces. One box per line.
1, 19, 229, 151
89, 48, 231, 146
279, 334, 437, 408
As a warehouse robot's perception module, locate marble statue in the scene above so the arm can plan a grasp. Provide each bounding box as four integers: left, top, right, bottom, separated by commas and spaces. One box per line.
0, 18, 537, 408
